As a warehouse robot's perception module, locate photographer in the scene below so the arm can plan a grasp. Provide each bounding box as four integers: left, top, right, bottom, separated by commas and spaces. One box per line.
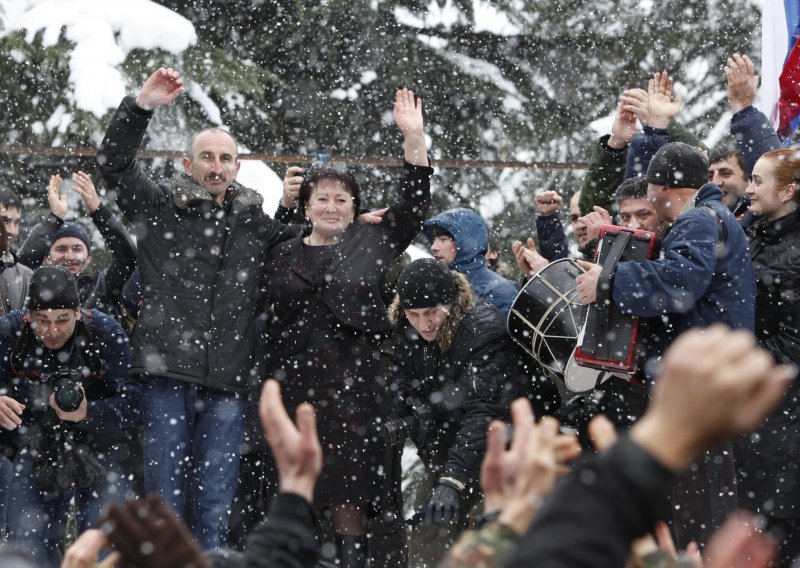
386, 259, 534, 566
0, 266, 139, 566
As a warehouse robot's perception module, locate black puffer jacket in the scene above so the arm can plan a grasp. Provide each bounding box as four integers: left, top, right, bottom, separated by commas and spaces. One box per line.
735, 209, 800, 518
387, 273, 516, 490
97, 96, 297, 394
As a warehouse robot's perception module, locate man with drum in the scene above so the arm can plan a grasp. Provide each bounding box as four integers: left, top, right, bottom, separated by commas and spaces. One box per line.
575, 141, 755, 549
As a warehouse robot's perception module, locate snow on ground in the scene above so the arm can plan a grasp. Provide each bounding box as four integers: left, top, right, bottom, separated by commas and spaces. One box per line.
0, 0, 196, 117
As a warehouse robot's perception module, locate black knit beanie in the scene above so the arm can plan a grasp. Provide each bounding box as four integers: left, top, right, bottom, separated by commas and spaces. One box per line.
27, 266, 80, 311
53, 223, 91, 253
397, 258, 458, 309
646, 142, 709, 189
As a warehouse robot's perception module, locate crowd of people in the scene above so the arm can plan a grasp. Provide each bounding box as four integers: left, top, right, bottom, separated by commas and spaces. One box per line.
0, 50, 795, 568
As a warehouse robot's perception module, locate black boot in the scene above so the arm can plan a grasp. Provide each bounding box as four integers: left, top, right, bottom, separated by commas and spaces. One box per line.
336, 534, 370, 568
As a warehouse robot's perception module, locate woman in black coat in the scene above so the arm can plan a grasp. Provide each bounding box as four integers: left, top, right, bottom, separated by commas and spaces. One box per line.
261, 88, 431, 567
734, 147, 800, 567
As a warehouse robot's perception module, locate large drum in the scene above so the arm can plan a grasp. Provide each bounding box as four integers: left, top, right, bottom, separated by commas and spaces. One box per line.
507, 258, 587, 379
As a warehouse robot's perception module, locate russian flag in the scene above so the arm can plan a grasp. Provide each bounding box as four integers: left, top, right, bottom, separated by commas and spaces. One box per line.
761, 1, 800, 138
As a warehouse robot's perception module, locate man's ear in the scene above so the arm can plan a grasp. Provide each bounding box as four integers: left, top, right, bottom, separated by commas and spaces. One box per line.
182, 156, 193, 175
234, 161, 241, 178
75, 309, 82, 321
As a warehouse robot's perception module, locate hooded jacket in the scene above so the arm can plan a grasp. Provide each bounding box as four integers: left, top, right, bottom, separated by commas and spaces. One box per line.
423, 208, 518, 316
388, 272, 516, 490
97, 96, 297, 394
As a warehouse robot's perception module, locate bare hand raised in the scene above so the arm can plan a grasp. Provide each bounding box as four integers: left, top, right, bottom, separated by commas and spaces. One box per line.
394, 88, 428, 166
647, 71, 682, 129
136, 67, 184, 111
512, 238, 548, 277
72, 171, 101, 213
725, 54, 759, 114
393, 88, 424, 137
619, 88, 650, 129
47, 174, 68, 220
609, 98, 638, 149
534, 191, 563, 217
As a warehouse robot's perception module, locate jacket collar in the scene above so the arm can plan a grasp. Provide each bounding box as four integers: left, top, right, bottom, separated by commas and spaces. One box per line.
170, 173, 263, 210
748, 209, 800, 242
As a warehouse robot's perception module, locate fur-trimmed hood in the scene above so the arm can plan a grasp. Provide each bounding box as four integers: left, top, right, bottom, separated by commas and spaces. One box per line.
170, 173, 264, 210
388, 270, 473, 353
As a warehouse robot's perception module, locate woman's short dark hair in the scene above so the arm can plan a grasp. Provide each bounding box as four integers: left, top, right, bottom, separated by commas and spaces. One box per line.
297, 166, 362, 220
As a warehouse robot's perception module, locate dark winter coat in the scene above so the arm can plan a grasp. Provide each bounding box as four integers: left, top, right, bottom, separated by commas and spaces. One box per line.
243, 493, 318, 568
735, 209, 800, 518
423, 208, 518, 316
731, 105, 781, 176
535, 213, 570, 263
18, 205, 137, 323
388, 273, 516, 490
263, 162, 432, 359
612, 183, 755, 360
624, 121, 707, 180
97, 96, 297, 394
0, 252, 31, 315
0, 309, 139, 456
506, 436, 675, 568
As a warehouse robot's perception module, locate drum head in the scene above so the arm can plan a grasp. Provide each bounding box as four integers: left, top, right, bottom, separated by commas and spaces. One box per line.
507, 258, 587, 378
564, 349, 609, 394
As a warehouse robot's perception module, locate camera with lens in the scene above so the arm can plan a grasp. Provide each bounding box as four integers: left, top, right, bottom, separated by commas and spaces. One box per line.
382, 392, 436, 447
382, 415, 418, 446
44, 368, 84, 412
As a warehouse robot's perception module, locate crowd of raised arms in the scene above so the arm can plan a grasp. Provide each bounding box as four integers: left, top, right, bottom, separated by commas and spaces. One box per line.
0, 52, 795, 568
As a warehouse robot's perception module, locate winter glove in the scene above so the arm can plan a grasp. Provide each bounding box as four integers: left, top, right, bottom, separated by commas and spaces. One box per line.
424, 478, 464, 525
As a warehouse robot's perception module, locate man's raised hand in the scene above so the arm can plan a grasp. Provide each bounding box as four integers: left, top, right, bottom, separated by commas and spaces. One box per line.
534, 190, 563, 217
647, 71, 682, 129
725, 54, 759, 114
608, 98, 638, 149
72, 171, 101, 214
512, 238, 548, 277
619, 88, 650, 130
48, 174, 69, 220
135, 67, 184, 111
